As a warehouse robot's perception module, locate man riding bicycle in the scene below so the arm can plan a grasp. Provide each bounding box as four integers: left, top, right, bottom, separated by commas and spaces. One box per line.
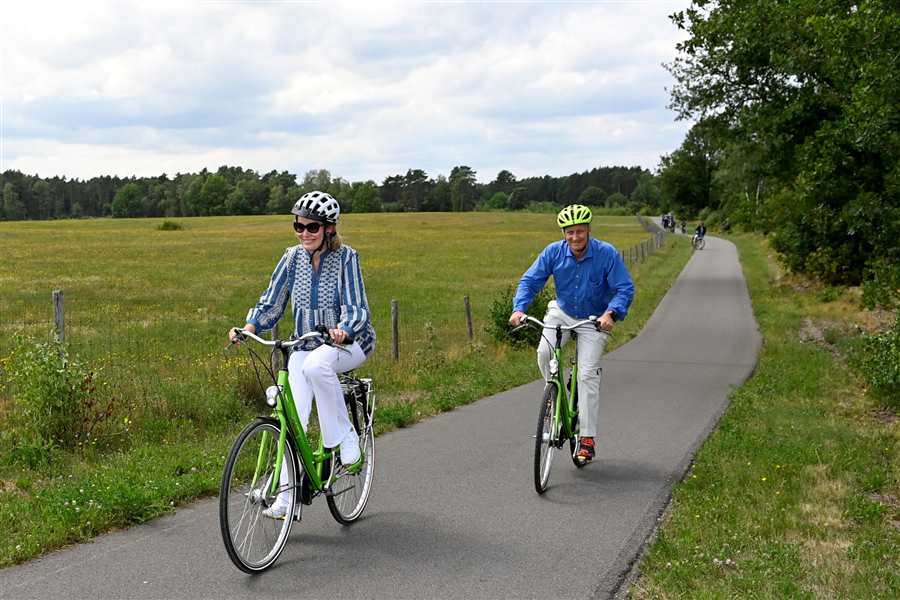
509, 204, 635, 465
695, 221, 707, 240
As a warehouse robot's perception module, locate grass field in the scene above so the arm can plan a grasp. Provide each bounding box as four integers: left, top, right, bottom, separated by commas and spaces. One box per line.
0, 213, 690, 565
630, 234, 900, 599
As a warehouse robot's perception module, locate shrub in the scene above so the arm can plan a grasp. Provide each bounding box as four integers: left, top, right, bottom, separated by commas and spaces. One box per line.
852, 315, 900, 406
487, 284, 554, 347
157, 221, 184, 231
862, 257, 900, 310
1, 336, 122, 466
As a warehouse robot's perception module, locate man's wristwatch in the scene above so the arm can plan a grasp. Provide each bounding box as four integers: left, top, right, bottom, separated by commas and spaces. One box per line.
606, 310, 617, 322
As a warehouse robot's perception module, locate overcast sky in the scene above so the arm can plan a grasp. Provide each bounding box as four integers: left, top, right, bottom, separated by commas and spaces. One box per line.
1, 1, 691, 183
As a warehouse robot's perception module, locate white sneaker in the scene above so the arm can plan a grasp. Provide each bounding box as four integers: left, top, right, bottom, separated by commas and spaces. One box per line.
262, 501, 289, 520
339, 429, 361, 466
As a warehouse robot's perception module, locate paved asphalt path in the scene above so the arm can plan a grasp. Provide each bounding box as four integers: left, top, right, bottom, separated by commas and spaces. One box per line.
1, 235, 760, 600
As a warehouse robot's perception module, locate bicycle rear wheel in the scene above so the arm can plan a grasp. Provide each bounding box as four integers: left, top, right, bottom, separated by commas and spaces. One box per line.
327, 383, 375, 524
220, 418, 297, 573
534, 382, 558, 494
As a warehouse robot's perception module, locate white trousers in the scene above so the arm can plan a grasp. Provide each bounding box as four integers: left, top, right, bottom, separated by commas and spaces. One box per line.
287, 342, 367, 448
536, 301, 609, 438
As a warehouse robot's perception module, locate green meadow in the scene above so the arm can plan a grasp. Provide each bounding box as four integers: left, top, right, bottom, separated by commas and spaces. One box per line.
0, 213, 690, 565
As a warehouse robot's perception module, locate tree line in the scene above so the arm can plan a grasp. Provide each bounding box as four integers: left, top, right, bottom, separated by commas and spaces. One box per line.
0, 165, 655, 222
655, 0, 899, 307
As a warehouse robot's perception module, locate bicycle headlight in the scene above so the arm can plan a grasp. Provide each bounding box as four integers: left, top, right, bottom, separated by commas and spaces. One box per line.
265, 385, 283, 408
549, 358, 559, 375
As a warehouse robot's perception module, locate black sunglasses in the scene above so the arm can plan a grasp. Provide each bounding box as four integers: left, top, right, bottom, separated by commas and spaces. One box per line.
293, 221, 322, 234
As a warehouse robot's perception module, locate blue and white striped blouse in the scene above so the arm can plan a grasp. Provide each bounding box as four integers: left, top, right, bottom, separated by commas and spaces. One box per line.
246, 244, 376, 356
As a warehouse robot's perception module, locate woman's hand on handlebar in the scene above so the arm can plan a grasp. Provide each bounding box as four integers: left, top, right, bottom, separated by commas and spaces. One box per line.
328, 328, 350, 345
228, 324, 255, 344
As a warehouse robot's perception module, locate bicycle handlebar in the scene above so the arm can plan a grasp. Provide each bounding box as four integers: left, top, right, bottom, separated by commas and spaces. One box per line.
512, 314, 600, 333
229, 327, 334, 349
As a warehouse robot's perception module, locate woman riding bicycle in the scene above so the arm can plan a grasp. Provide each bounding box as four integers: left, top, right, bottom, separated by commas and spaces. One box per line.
228, 191, 376, 516
508, 204, 634, 465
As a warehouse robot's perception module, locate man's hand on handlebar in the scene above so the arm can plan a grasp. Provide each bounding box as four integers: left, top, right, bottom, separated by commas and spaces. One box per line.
597, 311, 615, 332
509, 310, 527, 327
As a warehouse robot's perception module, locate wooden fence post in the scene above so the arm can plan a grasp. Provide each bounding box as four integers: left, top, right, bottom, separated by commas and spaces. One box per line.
391, 299, 399, 361
464, 295, 473, 340
52, 290, 65, 344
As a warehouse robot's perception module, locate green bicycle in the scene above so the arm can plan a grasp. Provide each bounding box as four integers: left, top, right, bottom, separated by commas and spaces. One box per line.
219, 328, 375, 573
514, 314, 601, 494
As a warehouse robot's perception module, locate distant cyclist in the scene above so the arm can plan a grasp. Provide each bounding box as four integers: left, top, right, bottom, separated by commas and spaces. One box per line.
695, 221, 707, 240
509, 204, 635, 465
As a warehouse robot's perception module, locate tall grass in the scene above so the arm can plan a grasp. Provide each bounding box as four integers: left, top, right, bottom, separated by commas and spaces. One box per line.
630, 234, 900, 599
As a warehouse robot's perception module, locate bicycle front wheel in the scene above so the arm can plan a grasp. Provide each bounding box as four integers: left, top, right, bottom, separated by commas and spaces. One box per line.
534, 382, 558, 494
327, 390, 375, 524
220, 418, 297, 573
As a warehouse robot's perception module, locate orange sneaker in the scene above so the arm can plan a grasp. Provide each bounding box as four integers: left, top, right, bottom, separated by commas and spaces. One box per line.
575, 437, 595, 464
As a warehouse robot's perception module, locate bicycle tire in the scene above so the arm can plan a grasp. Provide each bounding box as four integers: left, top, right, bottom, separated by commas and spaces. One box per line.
534, 382, 558, 494
220, 417, 297, 573
327, 384, 375, 524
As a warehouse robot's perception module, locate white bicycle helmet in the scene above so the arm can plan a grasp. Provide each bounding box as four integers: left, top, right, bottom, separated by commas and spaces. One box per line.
291, 190, 341, 224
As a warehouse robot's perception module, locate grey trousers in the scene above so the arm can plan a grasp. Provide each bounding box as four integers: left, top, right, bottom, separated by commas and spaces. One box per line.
536, 301, 609, 438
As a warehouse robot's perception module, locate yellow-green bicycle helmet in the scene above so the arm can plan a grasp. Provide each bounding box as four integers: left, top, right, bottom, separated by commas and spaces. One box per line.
556, 204, 593, 229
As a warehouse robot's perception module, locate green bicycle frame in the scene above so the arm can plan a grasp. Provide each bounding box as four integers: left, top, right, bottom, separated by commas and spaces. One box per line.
548, 330, 579, 443
260, 368, 333, 496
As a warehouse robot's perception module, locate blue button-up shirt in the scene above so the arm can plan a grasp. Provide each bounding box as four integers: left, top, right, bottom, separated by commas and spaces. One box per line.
513, 238, 635, 320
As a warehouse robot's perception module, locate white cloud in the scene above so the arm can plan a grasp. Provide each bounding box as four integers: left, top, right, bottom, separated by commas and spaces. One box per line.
1, 0, 692, 181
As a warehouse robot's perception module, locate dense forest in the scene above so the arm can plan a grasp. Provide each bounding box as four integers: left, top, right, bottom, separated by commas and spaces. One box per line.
655, 0, 899, 307
0, 165, 653, 221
